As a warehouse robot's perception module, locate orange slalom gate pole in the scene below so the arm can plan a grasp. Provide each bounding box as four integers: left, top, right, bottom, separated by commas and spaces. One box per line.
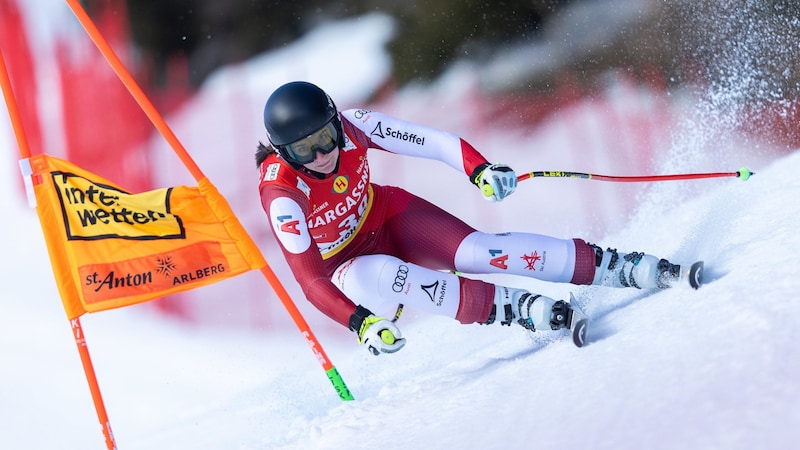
63, 0, 353, 400
0, 48, 31, 158
71, 318, 117, 450
1, 47, 118, 449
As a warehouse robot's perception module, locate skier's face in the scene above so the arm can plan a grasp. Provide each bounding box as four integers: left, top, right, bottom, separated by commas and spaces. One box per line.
303, 146, 340, 174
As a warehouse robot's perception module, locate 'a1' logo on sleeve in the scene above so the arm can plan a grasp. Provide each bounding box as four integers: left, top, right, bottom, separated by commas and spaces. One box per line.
269, 197, 311, 254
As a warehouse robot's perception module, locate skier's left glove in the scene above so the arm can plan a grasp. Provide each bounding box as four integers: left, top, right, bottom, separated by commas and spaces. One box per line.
348, 305, 406, 356
470, 163, 517, 202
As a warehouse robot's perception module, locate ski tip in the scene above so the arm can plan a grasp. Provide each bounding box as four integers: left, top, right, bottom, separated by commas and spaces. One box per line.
688, 261, 704, 289
572, 318, 588, 348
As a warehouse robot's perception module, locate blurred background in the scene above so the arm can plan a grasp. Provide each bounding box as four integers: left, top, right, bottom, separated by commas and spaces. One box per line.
2, 0, 799, 336
121, 0, 800, 96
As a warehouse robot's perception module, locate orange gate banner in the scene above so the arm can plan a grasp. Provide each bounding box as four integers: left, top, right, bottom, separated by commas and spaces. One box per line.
26, 153, 267, 319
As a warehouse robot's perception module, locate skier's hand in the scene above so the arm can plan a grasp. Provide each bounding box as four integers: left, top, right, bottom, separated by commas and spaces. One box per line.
472, 163, 517, 202
349, 305, 406, 355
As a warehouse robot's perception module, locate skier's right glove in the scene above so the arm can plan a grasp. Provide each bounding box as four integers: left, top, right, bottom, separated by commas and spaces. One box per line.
470, 162, 518, 202
348, 305, 406, 356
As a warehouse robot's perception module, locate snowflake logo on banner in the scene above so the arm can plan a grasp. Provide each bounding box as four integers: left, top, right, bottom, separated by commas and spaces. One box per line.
156, 256, 177, 278
521, 251, 541, 271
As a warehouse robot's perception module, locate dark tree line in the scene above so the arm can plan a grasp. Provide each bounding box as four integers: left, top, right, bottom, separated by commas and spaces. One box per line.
118, 0, 571, 87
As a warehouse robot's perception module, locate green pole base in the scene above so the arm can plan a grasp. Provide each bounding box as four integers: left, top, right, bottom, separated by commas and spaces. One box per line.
326, 367, 354, 401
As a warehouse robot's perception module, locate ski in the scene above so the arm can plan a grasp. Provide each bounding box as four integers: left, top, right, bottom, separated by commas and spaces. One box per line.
552, 260, 705, 348
564, 261, 703, 348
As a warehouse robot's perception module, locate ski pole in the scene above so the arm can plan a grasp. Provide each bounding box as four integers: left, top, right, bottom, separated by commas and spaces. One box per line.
515, 167, 754, 183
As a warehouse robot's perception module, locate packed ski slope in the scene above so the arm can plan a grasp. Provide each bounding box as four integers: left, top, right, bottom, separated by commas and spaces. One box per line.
3, 3, 800, 450
3, 123, 800, 450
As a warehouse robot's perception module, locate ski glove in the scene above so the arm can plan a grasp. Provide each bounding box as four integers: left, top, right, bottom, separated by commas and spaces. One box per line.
470, 163, 517, 202
348, 305, 406, 356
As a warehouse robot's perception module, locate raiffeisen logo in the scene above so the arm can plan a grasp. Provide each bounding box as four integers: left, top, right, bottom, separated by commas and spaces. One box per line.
53, 172, 185, 240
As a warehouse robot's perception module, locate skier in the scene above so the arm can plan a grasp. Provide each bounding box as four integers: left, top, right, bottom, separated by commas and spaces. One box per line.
256, 81, 690, 354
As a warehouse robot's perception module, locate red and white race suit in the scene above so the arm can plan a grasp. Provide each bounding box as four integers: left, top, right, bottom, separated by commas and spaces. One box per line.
258, 109, 595, 328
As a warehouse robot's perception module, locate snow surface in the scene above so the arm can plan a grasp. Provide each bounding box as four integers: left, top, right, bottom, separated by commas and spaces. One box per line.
3, 117, 800, 450
3, 2, 800, 450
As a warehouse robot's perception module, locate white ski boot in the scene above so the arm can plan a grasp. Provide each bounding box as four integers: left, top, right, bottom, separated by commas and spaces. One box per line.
488, 287, 589, 347
590, 246, 704, 290
591, 247, 683, 289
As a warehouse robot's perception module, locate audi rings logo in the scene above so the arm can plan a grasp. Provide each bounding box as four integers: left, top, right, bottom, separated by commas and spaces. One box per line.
392, 265, 409, 293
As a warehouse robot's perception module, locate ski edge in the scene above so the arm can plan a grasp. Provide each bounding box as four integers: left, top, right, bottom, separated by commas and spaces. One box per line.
567, 293, 588, 348
688, 261, 704, 289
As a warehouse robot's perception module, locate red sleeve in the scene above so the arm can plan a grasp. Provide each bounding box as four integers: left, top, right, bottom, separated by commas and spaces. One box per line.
258, 183, 356, 328
459, 138, 489, 177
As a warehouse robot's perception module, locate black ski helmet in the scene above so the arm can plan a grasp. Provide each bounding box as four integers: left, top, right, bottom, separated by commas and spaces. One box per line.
263, 81, 344, 161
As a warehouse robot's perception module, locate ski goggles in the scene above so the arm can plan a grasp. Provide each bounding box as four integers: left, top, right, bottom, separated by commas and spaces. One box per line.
280, 120, 339, 165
